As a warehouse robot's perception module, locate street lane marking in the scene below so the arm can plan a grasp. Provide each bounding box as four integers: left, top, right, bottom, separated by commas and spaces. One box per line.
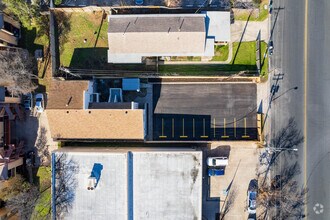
221, 118, 229, 138
180, 118, 188, 138
200, 118, 208, 138
242, 117, 250, 138
159, 118, 167, 138
304, 0, 309, 217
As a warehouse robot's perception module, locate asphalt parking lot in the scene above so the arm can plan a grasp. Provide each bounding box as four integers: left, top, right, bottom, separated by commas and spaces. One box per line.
153, 83, 258, 141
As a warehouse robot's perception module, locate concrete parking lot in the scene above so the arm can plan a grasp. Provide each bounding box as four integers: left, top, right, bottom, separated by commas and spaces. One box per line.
202, 141, 259, 220
153, 83, 258, 141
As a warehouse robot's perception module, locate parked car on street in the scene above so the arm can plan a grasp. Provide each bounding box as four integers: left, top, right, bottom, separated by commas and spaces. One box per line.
35, 93, 44, 113
208, 168, 225, 176
207, 157, 228, 167
23, 93, 33, 110
247, 179, 258, 214
269, 40, 274, 55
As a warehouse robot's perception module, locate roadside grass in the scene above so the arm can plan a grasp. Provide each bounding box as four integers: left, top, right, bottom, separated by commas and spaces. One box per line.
32, 166, 51, 219
159, 41, 268, 76
170, 56, 202, 61
234, 0, 269, 22
211, 44, 229, 61
56, 11, 108, 68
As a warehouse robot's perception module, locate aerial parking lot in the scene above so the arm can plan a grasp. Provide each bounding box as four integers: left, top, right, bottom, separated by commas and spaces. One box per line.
153, 83, 258, 141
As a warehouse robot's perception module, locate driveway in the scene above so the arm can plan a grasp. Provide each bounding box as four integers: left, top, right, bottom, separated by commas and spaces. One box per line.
202, 141, 259, 220
231, 19, 269, 42
15, 110, 58, 165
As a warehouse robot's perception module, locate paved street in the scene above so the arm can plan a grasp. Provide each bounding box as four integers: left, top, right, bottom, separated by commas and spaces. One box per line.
270, 0, 330, 218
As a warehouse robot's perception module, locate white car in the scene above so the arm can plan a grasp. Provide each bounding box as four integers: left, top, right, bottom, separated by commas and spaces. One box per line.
35, 93, 44, 113
206, 157, 228, 167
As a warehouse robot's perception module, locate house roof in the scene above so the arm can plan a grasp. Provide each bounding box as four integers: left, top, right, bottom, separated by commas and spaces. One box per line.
46, 109, 145, 140
47, 80, 90, 109
52, 149, 202, 220
108, 14, 206, 63
203, 11, 231, 42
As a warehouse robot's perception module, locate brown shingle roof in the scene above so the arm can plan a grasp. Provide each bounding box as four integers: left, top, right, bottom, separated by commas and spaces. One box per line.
46, 109, 145, 140
47, 80, 89, 109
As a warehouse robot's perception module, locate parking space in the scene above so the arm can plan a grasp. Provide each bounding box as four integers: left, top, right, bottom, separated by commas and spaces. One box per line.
203, 142, 259, 220
153, 83, 258, 141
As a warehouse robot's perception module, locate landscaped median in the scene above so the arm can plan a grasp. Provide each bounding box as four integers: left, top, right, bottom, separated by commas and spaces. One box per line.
159, 41, 268, 77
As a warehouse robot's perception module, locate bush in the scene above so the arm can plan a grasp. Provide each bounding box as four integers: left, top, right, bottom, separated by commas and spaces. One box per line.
55, 0, 62, 5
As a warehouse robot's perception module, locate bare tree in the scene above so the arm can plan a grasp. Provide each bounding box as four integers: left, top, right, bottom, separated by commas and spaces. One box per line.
6, 184, 40, 220
259, 118, 304, 185
52, 153, 79, 218
219, 185, 238, 220
257, 162, 307, 219
0, 50, 37, 95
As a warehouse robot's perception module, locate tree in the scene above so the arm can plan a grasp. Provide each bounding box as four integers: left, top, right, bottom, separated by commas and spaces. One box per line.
2, 0, 40, 28
0, 50, 37, 96
7, 186, 40, 219
259, 118, 304, 185
257, 162, 307, 219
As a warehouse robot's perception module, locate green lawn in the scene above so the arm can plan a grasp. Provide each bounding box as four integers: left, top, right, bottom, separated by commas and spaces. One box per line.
32, 166, 51, 219
159, 41, 268, 76
234, 0, 269, 22
57, 11, 108, 68
211, 44, 229, 61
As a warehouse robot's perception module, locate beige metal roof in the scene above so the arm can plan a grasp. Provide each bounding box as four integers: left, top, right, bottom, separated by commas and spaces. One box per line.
47, 109, 145, 140
107, 14, 206, 61
47, 80, 90, 109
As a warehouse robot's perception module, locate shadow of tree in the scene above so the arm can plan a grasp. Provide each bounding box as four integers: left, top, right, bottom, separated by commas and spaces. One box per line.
53, 152, 79, 218
55, 12, 72, 55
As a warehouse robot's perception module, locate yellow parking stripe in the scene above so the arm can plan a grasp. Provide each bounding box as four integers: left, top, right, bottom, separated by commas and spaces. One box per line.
172, 118, 174, 138
159, 118, 167, 138
193, 118, 195, 138
242, 117, 250, 138
200, 118, 208, 138
234, 117, 237, 138
180, 118, 188, 138
213, 118, 216, 138
221, 118, 229, 138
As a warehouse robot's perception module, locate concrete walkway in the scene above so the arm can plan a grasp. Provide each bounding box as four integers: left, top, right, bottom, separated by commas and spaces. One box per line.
231, 18, 270, 43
